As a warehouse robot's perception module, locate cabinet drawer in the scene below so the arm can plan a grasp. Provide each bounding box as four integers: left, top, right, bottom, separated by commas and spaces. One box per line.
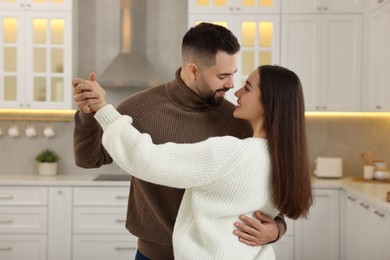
73, 234, 137, 260
0, 234, 47, 260
73, 187, 129, 206
0, 187, 47, 206
73, 207, 128, 234
0, 207, 47, 233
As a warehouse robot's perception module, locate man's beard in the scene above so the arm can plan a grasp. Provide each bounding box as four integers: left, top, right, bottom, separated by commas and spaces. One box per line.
205, 92, 225, 107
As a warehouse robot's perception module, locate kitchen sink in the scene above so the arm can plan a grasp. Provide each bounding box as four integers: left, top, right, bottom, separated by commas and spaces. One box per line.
93, 174, 131, 181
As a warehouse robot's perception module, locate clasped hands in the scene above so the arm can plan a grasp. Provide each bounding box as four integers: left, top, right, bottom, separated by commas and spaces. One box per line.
72, 72, 107, 113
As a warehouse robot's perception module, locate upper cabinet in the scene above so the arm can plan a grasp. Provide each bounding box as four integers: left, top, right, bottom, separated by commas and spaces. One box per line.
281, 0, 363, 111
366, 1, 390, 111
0, 0, 72, 109
282, 0, 363, 13
188, 0, 280, 14
0, 0, 72, 11
188, 0, 280, 103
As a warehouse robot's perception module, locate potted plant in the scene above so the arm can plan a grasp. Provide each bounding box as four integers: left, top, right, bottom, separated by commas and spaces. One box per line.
35, 149, 60, 176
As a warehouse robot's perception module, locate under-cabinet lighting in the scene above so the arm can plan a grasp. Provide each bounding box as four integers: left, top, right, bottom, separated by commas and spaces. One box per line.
0, 109, 76, 122
305, 112, 390, 117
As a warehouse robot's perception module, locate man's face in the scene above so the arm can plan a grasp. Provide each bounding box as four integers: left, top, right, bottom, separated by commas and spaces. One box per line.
194, 51, 237, 106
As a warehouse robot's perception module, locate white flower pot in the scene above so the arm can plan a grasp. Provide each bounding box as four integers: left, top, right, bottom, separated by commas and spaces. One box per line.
38, 162, 58, 176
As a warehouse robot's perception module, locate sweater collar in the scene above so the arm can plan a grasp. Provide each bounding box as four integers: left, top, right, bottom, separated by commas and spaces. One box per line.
167, 68, 214, 110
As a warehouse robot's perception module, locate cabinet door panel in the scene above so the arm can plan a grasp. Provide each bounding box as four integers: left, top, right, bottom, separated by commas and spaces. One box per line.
295, 189, 340, 260
0, 11, 25, 108
0, 234, 46, 260
321, 15, 362, 111
367, 3, 390, 111
281, 15, 321, 111
73, 235, 137, 260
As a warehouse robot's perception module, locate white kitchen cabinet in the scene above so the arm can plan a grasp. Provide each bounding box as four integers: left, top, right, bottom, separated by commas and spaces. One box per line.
0, 234, 47, 260
294, 189, 340, 260
0, 0, 72, 109
273, 217, 294, 260
188, 0, 280, 14
370, 0, 390, 11
72, 187, 137, 260
0, 186, 48, 260
282, 0, 363, 13
0, 0, 72, 11
344, 191, 390, 260
366, 1, 390, 111
47, 187, 71, 260
188, 3, 280, 103
281, 13, 362, 111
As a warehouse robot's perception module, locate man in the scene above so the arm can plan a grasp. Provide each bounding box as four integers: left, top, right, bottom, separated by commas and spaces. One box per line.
73, 22, 286, 260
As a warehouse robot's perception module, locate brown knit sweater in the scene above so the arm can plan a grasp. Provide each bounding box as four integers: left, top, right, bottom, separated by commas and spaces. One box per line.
73, 68, 286, 260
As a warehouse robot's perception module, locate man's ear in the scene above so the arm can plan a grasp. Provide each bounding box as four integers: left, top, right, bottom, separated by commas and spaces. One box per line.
187, 63, 199, 80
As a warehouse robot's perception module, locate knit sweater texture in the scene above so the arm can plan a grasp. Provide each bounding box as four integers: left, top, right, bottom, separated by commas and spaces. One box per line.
73, 68, 285, 259
95, 104, 280, 260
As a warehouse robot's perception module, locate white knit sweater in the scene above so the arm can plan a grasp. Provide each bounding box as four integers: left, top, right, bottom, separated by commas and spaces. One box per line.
95, 104, 280, 260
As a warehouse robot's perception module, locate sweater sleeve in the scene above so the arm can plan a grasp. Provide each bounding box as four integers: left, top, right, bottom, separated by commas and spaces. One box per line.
95, 104, 246, 189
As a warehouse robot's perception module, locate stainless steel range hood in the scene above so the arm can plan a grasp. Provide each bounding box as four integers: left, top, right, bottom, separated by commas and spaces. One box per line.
99, 0, 160, 88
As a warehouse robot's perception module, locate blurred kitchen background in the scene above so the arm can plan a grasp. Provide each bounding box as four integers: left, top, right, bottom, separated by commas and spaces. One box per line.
0, 0, 390, 177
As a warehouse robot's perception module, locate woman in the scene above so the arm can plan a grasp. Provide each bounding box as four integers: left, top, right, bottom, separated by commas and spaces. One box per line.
93, 65, 312, 259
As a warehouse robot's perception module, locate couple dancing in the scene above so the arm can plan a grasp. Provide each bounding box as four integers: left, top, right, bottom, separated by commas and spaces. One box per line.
73, 22, 312, 260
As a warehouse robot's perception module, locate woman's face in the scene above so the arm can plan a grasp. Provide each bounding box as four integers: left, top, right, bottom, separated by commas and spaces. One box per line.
233, 69, 264, 123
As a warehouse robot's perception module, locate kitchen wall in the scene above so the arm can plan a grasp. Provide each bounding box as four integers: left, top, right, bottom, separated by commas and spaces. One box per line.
1, 0, 390, 177
1, 116, 390, 176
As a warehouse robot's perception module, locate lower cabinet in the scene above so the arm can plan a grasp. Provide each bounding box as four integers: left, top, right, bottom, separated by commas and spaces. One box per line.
273, 218, 294, 260
72, 187, 137, 260
0, 186, 48, 260
343, 191, 390, 260
274, 188, 340, 260
0, 234, 47, 260
294, 188, 340, 260
73, 234, 137, 260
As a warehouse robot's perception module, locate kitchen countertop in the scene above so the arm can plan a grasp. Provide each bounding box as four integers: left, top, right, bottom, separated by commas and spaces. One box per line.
0, 174, 389, 212
0, 173, 130, 187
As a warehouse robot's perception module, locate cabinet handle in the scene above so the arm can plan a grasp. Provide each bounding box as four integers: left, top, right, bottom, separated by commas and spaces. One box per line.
115, 195, 128, 200
236, 7, 240, 11
347, 196, 356, 202
230, 6, 234, 11
378, 0, 384, 3
375, 105, 382, 109
115, 219, 126, 223
0, 218, 13, 224
115, 246, 137, 251
359, 202, 369, 209
0, 246, 12, 251
322, 106, 326, 110
323, 6, 328, 11
315, 106, 321, 110
0, 194, 13, 199
374, 210, 385, 218
317, 7, 322, 11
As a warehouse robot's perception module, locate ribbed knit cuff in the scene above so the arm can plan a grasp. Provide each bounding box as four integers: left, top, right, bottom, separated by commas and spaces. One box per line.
272, 214, 287, 243
74, 109, 97, 126
94, 104, 125, 131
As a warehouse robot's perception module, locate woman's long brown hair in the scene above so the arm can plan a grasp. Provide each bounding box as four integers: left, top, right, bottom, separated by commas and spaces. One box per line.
258, 65, 313, 219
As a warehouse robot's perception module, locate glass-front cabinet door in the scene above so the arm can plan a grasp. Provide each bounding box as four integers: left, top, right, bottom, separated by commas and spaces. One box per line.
189, 0, 280, 14
25, 12, 71, 109
0, 11, 71, 109
0, 12, 25, 108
